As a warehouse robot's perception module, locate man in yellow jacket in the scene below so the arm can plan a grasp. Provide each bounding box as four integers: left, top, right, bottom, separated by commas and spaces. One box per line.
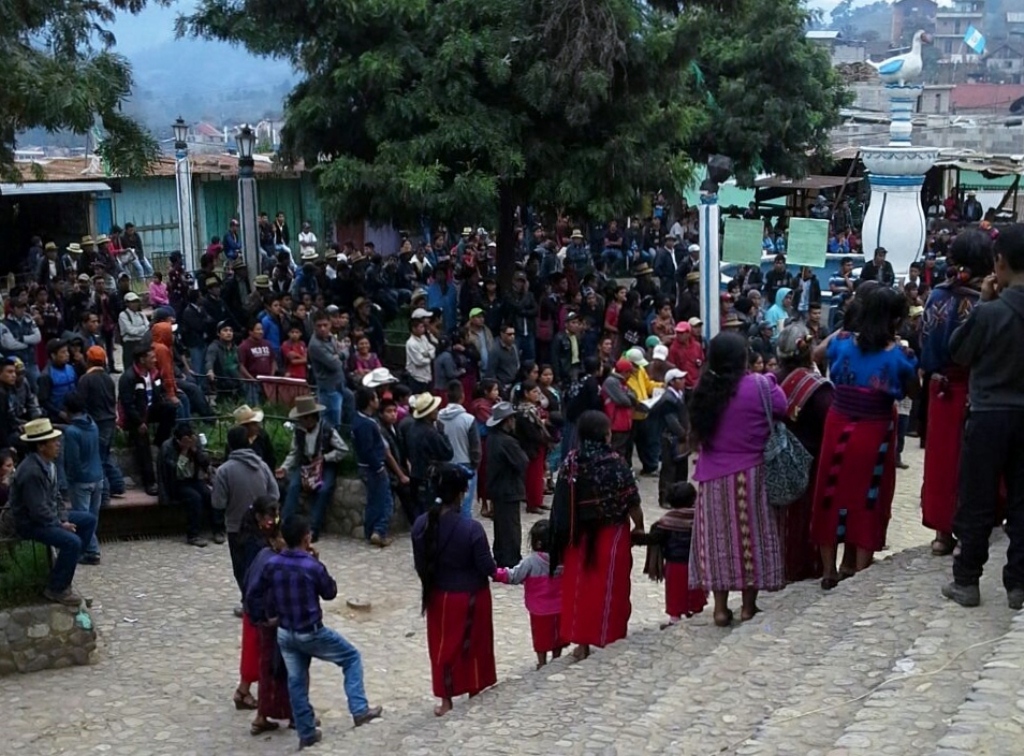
624, 347, 662, 475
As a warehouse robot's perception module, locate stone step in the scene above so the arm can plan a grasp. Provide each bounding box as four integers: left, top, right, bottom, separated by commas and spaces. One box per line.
348, 548, 916, 754
625, 545, 933, 755
932, 607, 1024, 756
822, 533, 1014, 756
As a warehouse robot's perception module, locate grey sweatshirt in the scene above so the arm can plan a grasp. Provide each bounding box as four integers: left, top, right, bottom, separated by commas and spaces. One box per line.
438, 403, 481, 467
211, 448, 280, 532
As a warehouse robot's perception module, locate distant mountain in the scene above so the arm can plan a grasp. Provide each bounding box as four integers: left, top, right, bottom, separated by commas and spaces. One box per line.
110, 3, 297, 135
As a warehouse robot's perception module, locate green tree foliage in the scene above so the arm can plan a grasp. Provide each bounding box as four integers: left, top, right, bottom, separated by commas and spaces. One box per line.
0, 0, 159, 181
181, 0, 846, 281
687, 0, 851, 185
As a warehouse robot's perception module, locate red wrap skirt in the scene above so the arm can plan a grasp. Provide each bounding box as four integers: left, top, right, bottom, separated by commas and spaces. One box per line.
529, 613, 565, 654
921, 374, 968, 535
561, 521, 632, 648
810, 402, 897, 553
426, 587, 497, 699
240, 613, 260, 685
664, 561, 706, 618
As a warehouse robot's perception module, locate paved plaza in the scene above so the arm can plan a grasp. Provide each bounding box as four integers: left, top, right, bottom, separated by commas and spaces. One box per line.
4, 444, 1022, 755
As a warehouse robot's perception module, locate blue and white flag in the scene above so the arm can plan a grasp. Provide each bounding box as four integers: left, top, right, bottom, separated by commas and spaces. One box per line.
964, 25, 986, 55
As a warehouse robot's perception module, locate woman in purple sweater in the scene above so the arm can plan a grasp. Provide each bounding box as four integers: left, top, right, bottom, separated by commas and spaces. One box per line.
411, 463, 497, 717
688, 332, 788, 626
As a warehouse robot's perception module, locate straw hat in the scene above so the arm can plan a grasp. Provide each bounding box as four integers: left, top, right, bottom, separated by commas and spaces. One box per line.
254, 274, 271, 289
686, 271, 700, 283
300, 249, 319, 262
44, 242, 57, 251
288, 395, 326, 419
67, 243, 83, 254
411, 392, 443, 420
570, 229, 584, 240
233, 404, 265, 424
81, 235, 94, 246
362, 367, 398, 388
633, 263, 654, 276
95, 234, 110, 245
20, 418, 62, 443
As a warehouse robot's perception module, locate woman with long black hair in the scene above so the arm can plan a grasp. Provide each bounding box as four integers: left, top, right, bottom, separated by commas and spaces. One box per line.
688, 332, 787, 627
411, 463, 497, 717
810, 286, 918, 588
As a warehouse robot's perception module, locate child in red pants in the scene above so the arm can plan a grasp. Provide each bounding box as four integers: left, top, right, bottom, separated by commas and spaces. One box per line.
643, 482, 707, 629
495, 519, 566, 668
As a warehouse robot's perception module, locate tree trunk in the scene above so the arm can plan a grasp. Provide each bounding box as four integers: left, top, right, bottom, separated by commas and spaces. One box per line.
497, 181, 518, 292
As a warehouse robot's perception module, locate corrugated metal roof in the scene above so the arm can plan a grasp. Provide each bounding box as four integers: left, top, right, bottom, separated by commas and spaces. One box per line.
13, 155, 302, 183
0, 180, 111, 196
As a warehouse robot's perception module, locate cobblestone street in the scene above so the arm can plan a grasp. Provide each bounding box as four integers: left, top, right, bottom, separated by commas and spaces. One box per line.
4, 444, 1021, 756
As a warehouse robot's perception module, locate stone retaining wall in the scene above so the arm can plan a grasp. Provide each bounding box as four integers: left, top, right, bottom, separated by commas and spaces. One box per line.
111, 448, 403, 540
0, 604, 98, 675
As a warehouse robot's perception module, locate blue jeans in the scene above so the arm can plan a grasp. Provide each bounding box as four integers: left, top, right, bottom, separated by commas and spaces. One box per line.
602, 248, 624, 269
189, 345, 207, 392
18, 511, 97, 593
283, 465, 338, 538
69, 481, 103, 556
361, 467, 394, 539
277, 625, 370, 742
461, 474, 478, 519
96, 420, 125, 497
318, 389, 342, 430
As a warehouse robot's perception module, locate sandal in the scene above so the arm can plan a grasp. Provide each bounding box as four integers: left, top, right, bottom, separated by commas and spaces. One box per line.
931, 538, 954, 556
713, 608, 734, 627
250, 720, 280, 736
233, 689, 258, 711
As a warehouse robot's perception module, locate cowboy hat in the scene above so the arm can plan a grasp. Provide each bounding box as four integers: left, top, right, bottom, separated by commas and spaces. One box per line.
686, 271, 700, 283
362, 367, 398, 388
95, 234, 110, 245
486, 401, 516, 427
67, 243, 83, 254
633, 263, 654, 276
300, 249, 319, 262
347, 251, 366, 264
81, 235, 94, 245
21, 418, 62, 443
44, 241, 57, 251
570, 228, 584, 239
233, 404, 265, 424
411, 392, 443, 420
722, 316, 743, 330
461, 226, 473, 236
231, 258, 248, 269
254, 274, 271, 289
410, 289, 427, 304
289, 395, 326, 419
205, 276, 221, 287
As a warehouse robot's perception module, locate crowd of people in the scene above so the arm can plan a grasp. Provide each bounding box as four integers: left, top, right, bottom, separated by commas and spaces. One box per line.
0, 201, 1020, 750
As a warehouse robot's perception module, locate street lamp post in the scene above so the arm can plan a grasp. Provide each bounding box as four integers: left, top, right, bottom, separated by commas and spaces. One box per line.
235, 124, 262, 274
173, 116, 199, 272
698, 154, 733, 341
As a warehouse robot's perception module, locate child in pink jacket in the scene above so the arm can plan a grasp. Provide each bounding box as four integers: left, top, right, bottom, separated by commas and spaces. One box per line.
495, 519, 565, 668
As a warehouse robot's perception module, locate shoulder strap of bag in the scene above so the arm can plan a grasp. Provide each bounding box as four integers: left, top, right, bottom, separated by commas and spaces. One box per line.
756, 373, 774, 429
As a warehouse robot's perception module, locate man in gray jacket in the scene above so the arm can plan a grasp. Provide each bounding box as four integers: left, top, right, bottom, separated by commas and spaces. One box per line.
214, 425, 280, 609
437, 381, 481, 519
308, 312, 352, 428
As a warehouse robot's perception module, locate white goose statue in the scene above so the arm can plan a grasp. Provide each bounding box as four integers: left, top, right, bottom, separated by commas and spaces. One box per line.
867, 30, 931, 86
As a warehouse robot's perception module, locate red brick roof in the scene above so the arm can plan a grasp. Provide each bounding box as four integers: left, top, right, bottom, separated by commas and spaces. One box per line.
950, 84, 1024, 113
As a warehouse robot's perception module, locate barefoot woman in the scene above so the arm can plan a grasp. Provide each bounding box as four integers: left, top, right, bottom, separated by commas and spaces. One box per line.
550, 410, 644, 660
688, 332, 787, 625
412, 463, 497, 716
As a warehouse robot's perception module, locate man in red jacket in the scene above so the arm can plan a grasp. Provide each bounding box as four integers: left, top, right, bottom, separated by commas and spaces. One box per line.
667, 322, 704, 392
